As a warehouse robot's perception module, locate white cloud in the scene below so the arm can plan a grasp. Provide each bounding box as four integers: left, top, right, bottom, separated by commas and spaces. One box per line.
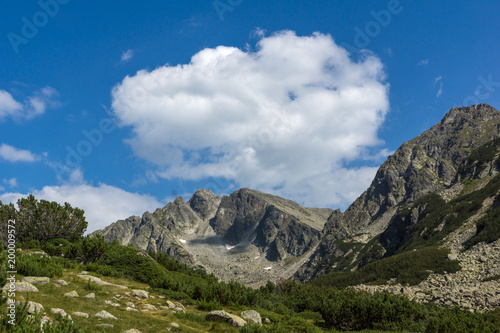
121, 49, 134, 63
0, 183, 163, 233
0, 87, 59, 121
3, 178, 17, 188
434, 76, 443, 98
418, 58, 429, 66
111, 31, 389, 208
0, 90, 23, 119
0, 144, 38, 162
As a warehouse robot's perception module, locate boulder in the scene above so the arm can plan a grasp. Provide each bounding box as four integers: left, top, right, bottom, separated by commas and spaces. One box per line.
206, 310, 247, 327
95, 310, 118, 320
21, 277, 49, 285
123, 329, 142, 333
2, 282, 39, 292
27, 301, 44, 315
72, 312, 89, 318
57, 279, 69, 286
64, 291, 79, 297
166, 300, 175, 309
51, 308, 71, 320
132, 289, 149, 299
141, 304, 157, 311
241, 310, 262, 325
83, 293, 95, 298
126, 307, 139, 312
105, 300, 120, 307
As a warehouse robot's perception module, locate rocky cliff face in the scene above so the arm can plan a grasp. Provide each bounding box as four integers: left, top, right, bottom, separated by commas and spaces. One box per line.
296, 104, 500, 281
94, 188, 331, 286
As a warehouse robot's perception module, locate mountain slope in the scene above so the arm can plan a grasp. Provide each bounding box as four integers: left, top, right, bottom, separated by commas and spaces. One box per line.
296, 104, 500, 281
95, 188, 331, 287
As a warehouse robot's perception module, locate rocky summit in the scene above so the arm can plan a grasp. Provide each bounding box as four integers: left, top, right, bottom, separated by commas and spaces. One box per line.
96, 104, 500, 312
95, 188, 332, 287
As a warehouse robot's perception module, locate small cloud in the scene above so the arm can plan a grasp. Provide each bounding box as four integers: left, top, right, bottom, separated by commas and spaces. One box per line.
69, 168, 85, 184
418, 58, 429, 66
251, 27, 266, 39
120, 49, 134, 63
384, 48, 393, 57
0, 144, 39, 162
0, 185, 4, 192
436, 83, 443, 98
434, 76, 443, 98
0, 86, 59, 121
3, 178, 17, 188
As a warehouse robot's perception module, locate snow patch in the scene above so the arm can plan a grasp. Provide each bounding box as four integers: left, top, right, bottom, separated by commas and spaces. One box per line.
225, 244, 236, 250
263, 266, 273, 271
179, 239, 187, 244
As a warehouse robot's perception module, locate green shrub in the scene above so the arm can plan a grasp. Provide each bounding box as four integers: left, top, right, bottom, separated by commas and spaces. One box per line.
84, 263, 123, 278
196, 299, 223, 311
42, 238, 71, 256
312, 247, 460, 288
16, 252, 75, 278
66, 234, 108, 264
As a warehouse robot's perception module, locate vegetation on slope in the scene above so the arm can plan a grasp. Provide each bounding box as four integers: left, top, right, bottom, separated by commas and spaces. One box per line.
2, 177, 500, 333
312, 247, 460, 288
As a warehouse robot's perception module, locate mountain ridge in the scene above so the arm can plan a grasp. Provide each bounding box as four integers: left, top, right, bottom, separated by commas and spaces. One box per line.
95, 104, 500, 307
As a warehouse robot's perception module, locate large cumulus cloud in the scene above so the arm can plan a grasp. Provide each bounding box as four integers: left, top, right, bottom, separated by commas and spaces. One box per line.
111, 31, 390, 207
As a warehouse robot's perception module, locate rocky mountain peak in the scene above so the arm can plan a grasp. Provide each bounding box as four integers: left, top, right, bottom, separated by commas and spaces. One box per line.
188, 189, 221, 220
440, 104, 500, 126
332, 104, 500, 236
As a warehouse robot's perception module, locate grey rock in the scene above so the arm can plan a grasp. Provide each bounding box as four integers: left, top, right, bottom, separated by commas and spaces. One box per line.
241, 310, 262, 325
72, 312, 89, 318
132, 289, 149, 299
83, 293, 95, 298
140, 304, 157, 311
2, 282, 39, 292
57, 279, 69, 286
95, 310, 117, 320
105, 300, 120, 307
206, 310, 247, 327
125, 307, 139, 312
64, 290, 79, 297
21, 277, 49, 285
51, 308, 71, 320
27, 301, 44, 314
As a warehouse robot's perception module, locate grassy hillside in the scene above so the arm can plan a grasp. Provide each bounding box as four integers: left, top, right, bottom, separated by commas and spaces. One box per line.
2, 238, 500, 332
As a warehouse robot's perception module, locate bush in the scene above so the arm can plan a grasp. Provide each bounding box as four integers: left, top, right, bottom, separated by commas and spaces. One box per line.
16, 252, 75, 278
196, 299, 223, 311
66, 235, 108, 264
312, 247, 460, 288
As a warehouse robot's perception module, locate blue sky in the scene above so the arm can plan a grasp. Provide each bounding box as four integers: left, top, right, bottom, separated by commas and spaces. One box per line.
1, 0, 499, 232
